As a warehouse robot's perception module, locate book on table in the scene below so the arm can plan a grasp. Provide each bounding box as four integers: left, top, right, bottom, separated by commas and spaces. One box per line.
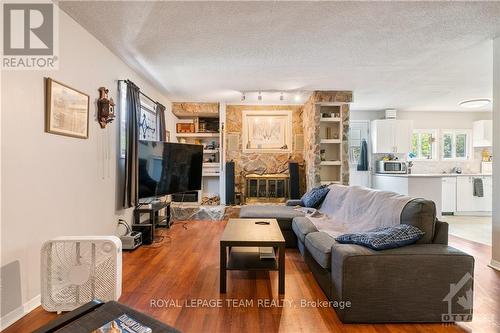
91, 313, 152, 333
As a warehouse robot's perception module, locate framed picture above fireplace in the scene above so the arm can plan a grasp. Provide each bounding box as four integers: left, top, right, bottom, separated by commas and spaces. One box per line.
242, 110, 292, 153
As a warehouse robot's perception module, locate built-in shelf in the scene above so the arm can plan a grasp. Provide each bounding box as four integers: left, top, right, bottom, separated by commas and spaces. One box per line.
320, 117, 342, 122
320, 161, 342, 166
316, 102, 344, 107
202, 173, 220, 177
321, 181, 341, 185
320, 139, 341, 144
203, 149, 220, 154
203, 162, 220, 167
176, 132, 220, 138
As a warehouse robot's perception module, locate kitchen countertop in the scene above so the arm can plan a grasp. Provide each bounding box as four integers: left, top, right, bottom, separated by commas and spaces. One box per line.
373, 173, 492, 178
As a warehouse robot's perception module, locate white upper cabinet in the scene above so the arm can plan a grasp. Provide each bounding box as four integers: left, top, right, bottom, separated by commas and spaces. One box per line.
371, 119, 413, 153
473, 120, 492, 147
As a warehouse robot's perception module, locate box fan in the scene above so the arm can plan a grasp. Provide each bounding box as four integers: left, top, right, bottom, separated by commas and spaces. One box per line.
41, 236, 122, 312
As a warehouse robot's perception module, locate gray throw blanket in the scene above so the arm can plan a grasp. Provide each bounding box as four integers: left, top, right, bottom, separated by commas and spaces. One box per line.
473, 178, 484, 197
305, 185, 414, 238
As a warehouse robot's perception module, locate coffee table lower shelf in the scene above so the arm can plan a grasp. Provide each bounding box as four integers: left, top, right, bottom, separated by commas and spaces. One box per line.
227, 247, 278, 271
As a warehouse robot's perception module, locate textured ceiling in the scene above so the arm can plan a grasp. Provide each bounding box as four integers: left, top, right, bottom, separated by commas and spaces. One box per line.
59, 1, 500, 111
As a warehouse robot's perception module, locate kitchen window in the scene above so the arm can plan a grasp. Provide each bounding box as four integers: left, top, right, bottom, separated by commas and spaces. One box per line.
441, 130, 471, 160
409, 129, 437, 160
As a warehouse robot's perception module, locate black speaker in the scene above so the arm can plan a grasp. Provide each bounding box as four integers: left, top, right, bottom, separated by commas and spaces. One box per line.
225, 161, 235, 205
289, 162, 300, 199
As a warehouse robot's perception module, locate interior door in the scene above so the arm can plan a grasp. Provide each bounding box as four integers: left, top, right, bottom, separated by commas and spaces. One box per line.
349, 121, 371, 188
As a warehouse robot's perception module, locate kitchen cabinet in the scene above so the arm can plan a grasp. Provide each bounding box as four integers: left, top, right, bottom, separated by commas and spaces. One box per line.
441, 177, 457, 213
473, 120, 492, 147
371, 119, 413, 154
456, 176, 492, 212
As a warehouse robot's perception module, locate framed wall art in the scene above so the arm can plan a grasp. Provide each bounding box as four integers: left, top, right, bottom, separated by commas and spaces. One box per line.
45, 78, 90, 139
242, 110, 292, 153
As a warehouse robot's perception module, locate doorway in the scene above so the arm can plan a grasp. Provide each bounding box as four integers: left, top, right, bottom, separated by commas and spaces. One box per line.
349, 121, 371, 188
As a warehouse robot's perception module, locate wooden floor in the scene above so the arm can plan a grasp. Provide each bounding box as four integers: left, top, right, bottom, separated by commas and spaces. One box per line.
4, 220, 500, 333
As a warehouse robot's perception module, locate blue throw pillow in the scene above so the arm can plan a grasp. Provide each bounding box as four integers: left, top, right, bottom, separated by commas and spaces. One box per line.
300, 185, 330, 208
335, 224, 425, 250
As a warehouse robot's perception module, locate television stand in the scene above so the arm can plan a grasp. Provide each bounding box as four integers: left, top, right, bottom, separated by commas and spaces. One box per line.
132, 201, 170, 245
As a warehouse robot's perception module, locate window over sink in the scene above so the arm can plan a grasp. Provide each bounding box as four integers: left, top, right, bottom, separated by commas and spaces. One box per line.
409, 129, 437, 160
441, 130, 472, 160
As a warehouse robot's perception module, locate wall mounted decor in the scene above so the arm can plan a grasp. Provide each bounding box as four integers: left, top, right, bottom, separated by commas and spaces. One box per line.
97, 87, 115, 128
45, 77, 90, 139
242, 110, 292, 153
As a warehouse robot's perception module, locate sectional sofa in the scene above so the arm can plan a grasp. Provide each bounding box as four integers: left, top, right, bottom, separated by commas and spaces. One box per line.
239, 185, 474, 323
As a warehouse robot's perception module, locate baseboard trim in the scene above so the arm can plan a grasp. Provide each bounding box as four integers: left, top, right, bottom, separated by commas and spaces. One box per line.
453, 212, 492, 217
489, 259, 500, 271
0, 294, 41, 330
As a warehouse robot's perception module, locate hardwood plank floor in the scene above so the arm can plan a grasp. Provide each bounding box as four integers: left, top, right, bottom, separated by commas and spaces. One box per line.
3, 222, 499, 333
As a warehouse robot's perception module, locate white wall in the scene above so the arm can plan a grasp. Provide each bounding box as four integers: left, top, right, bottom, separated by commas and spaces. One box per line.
0, 8, 176, 325
492, 37, 500, 270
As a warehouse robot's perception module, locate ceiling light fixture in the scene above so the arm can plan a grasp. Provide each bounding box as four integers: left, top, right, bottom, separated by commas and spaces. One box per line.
280, 92, 284, 101
241, 93, 246, 101
294, 93, 302, 102
458, 98, 491, 109
258, 91, 262, 101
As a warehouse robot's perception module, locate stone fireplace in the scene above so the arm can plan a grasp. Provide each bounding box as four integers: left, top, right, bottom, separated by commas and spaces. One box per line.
225, 105, 305, 202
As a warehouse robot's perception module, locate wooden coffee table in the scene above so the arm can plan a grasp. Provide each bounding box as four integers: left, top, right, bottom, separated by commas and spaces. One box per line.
220, 218, 286, 294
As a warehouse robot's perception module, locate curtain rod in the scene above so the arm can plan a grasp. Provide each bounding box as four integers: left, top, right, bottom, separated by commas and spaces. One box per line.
118, 79, 161, 106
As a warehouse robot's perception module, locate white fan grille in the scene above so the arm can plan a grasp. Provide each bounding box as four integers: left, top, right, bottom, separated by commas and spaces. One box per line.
41, 238, 121, 312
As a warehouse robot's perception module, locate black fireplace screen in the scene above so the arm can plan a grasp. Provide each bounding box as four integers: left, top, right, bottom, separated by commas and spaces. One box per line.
246, 175, 289, 199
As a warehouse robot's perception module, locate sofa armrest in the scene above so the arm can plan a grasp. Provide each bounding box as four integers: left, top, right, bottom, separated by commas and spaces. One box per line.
433, 220, 449, 245
330, 243, 474, 322
286, 199, 303, 207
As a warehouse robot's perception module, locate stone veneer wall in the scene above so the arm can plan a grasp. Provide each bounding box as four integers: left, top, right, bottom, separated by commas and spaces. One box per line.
225, 105, 305, 196
302, 91, 352, 190
171, 102, 219, 117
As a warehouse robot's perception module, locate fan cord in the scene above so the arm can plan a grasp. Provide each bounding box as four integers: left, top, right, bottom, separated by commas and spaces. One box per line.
118, 219, 131, 236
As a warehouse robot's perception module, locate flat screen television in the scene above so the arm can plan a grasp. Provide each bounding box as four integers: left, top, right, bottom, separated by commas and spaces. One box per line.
138, 141, 203, 199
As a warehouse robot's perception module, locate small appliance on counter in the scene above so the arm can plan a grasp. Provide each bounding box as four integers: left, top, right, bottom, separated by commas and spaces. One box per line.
481, 161, 493, 175
376, 160, 407, 174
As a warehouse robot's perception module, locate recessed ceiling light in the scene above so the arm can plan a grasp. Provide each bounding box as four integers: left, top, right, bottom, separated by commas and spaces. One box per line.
294, 93, 302, 102
459, 99, 491, 109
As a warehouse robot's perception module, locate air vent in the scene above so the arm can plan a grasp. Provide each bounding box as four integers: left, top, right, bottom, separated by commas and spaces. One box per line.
385, 109, 397, 119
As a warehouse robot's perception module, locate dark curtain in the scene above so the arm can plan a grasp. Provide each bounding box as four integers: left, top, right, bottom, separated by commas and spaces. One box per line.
123, 81, 141, 208
357, 139, 369, 171
156, 102, 166, 141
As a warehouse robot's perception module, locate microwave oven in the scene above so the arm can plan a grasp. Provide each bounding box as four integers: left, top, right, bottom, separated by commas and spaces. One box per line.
376, 160, 407, 174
